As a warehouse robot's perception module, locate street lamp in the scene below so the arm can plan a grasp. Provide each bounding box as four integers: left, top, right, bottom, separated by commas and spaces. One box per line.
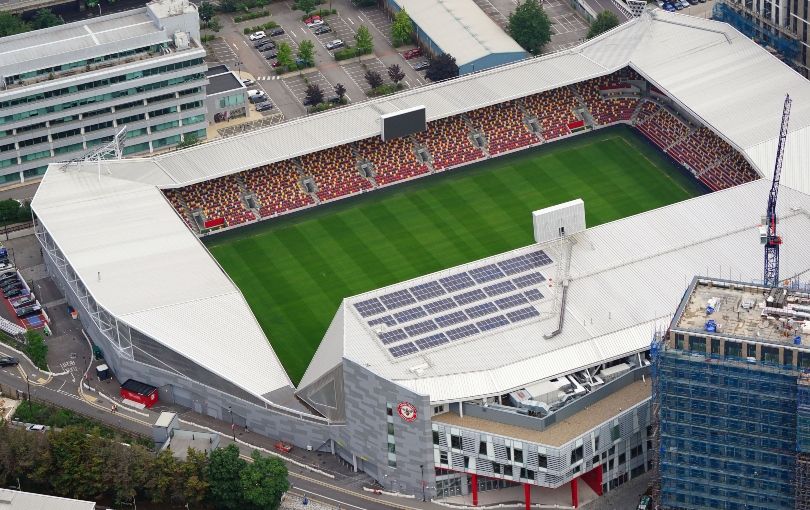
25, 373, 32, 415
420, 464, 426, 501
228, 406, 236, 441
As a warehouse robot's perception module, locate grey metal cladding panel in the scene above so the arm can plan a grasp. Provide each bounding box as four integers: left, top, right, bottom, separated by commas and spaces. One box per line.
493, 443, 508, 461
462, 435, 477, 453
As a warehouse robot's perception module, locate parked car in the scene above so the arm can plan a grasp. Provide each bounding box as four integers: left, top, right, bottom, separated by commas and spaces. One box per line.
11, 293, 35, 308
313, 25, 332, 35
679, 0, 690, 7
0, 356, 18, 367
1, 276, 18, 287
637, 495, 652, 510
241, 79, 256, 87
27, 424, 46, 432
264, 51, 278, 59
269, 27, 285, 36
249, 31, 267, 41
249, 93, 268, 104
255, 101, 274, 112
327, 95, 342, 104
16, 304, 41, 318
258, 41, 276, 50
0, 261, 12, 271
325, 39, 344, 50
4, 288, 23, 298
662, 2, 676, 10
271, 60, 282, 67
402, 48, 422, 59
413, 60, 430, 71
304, 15, 321, 24
253, 39, 269, 48
0, 273, 17, 283
307, 19, 325, 28
2, 283, 21, 294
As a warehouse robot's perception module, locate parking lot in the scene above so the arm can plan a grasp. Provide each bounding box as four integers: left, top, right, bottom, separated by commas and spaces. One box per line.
282, 72, 336, 106
358, 7, 393, 44
342, 58, 390, 95
207, 38, 240, 67
544, 0, 589, 51
312, 16, 355, 52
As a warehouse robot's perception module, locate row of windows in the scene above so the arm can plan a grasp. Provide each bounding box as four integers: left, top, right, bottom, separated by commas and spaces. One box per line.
218, 93, 245, 109
2, 54, 202, 108
674, 333, 806, 366
0, 73, 204, 126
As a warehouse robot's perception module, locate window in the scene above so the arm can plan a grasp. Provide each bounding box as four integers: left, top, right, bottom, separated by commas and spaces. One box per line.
433, 431, 440, 445
451, 435, 461, 449
152, 134, 180, 148
506, 447, 511, 461
0, 142, 15, 153
594, 435, 600, 451
123, 141, 150, 155
440, 451, 448, 465
711, 338, 720, 355
218, 93, 245, 108
52, 128, 81, 140
0, 157, 18, 169
149, 106, 178, 118
689, 335, 706, 353
514, 448, 523, 463
180, 100, 202, 111
479, 440, 487, 456
611, 425, 620, 442
147, 92, 176, 104
18, 136, 48, 148
747, 343, 757, 358
22, 166, 46, 178
608, 459, 614, 470
153, 120, 179, 132
21, 150, 50, 162
538, 454, 547, 469
388, 442, 396, 453
675, 333, 685, 349
387, 423, 394, 435
503, 465, 512, 477
126, 128, 148, 139
493, 463, 500, 474
119, 113, 146, 125
570, 445, 583, 464
463, 456, 469, 469
630, 445, 643, 459
609, 446, 616, 456
520, 468, 535, 480
85, 120, 113, 133
433, 405, 445, 415
762, 346, 779, 363
726, 342, 742, 358
619, 453, 626, 465
53, 143, 83, 155
388, 458, 397, 467
786, 349, 794, 366
386, 404, 393, 416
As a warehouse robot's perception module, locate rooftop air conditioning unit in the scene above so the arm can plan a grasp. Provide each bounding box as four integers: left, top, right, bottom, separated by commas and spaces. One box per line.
174, 31, 190, 50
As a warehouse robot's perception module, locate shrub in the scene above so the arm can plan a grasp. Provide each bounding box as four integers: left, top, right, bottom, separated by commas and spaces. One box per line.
243, 20, 278, 33
201, 34, 216, 43
233, 9, 270, 22
300, 8, 336, 20
367, 83, 403, 97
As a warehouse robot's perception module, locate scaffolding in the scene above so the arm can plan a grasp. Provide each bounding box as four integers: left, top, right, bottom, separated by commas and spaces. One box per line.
651, 344, 800, 510
712, 1, 801, 70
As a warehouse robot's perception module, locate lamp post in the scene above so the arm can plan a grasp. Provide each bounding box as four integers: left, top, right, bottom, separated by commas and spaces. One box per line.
228, 406, 236, 441
25, 373, 32, 415
420, 464, 426, 501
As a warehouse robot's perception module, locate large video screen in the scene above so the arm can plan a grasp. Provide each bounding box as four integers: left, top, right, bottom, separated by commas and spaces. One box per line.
381, 106, 426, 141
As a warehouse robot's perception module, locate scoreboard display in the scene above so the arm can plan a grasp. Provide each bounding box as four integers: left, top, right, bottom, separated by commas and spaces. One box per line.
381, 106, 426, 141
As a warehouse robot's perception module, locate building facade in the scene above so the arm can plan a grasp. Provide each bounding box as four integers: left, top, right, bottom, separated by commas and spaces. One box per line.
654, 278, 810, 510
0, 0, 208, 185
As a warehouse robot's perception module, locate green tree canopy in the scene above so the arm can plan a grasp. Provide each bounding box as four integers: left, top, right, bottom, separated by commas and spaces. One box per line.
0, 12, 30, 37
354, 24, 374, 55
295, 0, 317, 15
276, 41, 295, 69
207, 445, 247, 510
240, 451, 289, 510
391, 8, 414, 46
507, 0, 552, 56
31, 9, 62, 30
425, 53, 459, 81
587, 10, 620, 39
334, 82, 347, 99
198, 1, 216, 21
297, 39, 316, 67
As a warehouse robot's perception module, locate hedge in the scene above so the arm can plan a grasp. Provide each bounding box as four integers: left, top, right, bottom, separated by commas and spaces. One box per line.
234, 9, 270, 22
300, 8, 336, 21
243, 20, 279, 33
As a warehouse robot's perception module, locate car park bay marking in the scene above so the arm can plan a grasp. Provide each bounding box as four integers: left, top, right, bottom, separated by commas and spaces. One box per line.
347, 17, 354, 24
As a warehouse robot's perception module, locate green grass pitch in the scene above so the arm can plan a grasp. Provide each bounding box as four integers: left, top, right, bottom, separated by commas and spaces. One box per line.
207, 126, 705, 384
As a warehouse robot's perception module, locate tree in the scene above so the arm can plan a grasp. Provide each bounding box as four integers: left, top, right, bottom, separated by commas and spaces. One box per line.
240, 451, 289, 510
425, 53, 459, 82
207, 445, 247, 510
31, 9, 62, 30
354, 24, 373, 55
364, 69, 383, 90
198, 1, 216, 22
206, 17, 222, 32
0, 12, 30, 37
179, 448, 209, 507
295, 0, 317, 15
305, 83, 324, 106
219, 0, 239, 12
387, 64, 405, 85
587, 10, 620, 39
276, 41, 295, 69
508, 0, 552, 56
334, 83, 347, 101
176, 134, 200, 149
297, 39, 315, 67
391, 8, 414, 47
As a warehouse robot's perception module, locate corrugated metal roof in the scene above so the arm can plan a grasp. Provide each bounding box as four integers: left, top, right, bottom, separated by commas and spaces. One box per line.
32, 163, 293, 399
0, 489, 95, 510
329, 181, 810, 402
392, 0, 526, 66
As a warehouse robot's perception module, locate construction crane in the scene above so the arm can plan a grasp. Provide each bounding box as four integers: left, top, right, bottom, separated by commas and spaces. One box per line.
761, 94, 791, 288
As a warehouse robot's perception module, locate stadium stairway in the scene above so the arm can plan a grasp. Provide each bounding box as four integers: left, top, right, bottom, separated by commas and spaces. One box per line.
569, 86, 596, 128
462, 114, 490, 157
515, 99, 544, 141
411, 136, 436, 174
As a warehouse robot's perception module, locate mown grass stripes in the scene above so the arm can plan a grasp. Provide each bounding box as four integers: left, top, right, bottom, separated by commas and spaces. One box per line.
207, 127, 705, 384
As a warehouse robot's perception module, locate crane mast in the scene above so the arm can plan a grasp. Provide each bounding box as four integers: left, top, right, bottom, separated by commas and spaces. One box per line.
762, 94, 791, 288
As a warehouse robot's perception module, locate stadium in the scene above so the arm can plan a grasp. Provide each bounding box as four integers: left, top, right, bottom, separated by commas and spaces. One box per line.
30, 9, 810, 507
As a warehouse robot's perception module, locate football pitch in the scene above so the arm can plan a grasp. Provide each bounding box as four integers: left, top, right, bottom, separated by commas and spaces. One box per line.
207, 126, 706, 384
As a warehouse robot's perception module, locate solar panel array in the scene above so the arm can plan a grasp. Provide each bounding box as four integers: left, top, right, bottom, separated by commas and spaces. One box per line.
351, 249, 553, 359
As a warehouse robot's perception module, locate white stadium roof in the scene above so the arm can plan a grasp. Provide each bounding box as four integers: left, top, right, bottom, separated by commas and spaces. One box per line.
32, 164, 293, 400
302, 181, 810, 402
32, 10, 810, 407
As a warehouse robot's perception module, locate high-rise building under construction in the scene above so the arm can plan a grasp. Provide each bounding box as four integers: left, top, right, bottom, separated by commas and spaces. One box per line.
652, 277, 810, 510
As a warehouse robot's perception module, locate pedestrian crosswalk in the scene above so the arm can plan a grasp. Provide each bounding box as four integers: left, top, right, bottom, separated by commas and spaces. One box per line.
257, 76, 283, 81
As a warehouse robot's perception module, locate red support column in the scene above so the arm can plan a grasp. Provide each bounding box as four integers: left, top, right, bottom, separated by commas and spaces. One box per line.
595, 465, 603, 496
471, 474, 478, 507
524, 482, 531, 510
570, 477, 579, 509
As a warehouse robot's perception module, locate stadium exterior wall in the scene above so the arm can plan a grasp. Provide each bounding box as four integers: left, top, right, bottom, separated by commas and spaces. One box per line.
334, 359, 436, 497
36, 221, 334, 450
